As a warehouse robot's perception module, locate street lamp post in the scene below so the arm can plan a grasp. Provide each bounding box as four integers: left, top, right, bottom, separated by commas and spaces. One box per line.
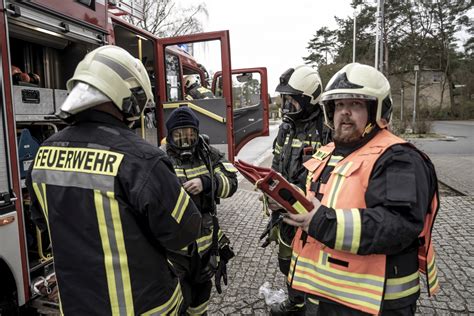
353, 11, 357, 63
412, 65, 419, 133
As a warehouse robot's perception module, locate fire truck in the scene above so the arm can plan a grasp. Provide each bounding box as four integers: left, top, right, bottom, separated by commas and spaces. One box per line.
0, 0, 269, 312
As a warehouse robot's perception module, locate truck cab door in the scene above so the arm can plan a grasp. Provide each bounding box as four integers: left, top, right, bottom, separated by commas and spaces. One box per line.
212, 68, 269, 156
156, 31, 237, 161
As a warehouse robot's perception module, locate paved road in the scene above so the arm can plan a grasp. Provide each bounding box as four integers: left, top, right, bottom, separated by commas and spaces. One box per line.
409, 121, 474, 195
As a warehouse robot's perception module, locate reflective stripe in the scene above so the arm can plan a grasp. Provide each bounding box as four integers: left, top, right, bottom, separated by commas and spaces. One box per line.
93, 54, 134, 80
187, 299, 209, 315
312, 148, 332, 160
94, 190, 134, 315
34, 146, 123, 176
196, 233, 213, 254
292, 200, 308, 214
335, 208, 361, 254
291, 138, 315, 148
32, 169, 115, 192
328, 155, 344, 166
307, 297, 319, 305
427, 253, 439, 292
296, 256, 385, 289
327, 162, 352, 208
171, 188, 190, 224
175, 165, 209, 179
292, 274, 381, 313
216, 171, 230, 198
384, 271, 420, 300
222, 162, 237, 172
274, 143, 281, 154
141, 282, 183, 315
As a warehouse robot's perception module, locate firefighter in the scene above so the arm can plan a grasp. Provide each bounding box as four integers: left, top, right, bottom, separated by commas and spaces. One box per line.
26, 46, 202, 315
283, 63, 440, 315
163, 106, 237, 315
184, 75, 215, 100
267, 65, 328, 315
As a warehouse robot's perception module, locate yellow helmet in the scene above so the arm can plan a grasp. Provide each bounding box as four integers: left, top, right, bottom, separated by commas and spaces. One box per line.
321, 63, 392, 129
59, 45, 154, 121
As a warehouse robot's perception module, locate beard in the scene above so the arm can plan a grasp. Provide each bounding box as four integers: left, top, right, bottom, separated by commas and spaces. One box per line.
333, 119, 363, 144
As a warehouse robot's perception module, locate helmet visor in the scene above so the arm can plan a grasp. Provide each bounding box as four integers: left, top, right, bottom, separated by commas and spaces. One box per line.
281, 95, 302, 114
321, 93, 376, 103
171, 127, 199, 149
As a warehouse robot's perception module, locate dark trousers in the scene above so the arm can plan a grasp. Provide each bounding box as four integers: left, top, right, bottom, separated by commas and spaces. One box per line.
279, 257, 305, 305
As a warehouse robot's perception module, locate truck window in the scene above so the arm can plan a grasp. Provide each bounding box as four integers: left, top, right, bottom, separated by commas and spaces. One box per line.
165, 53, 183, 101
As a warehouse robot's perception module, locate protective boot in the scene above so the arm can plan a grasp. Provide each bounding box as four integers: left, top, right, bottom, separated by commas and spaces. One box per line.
269, 298, 306, 316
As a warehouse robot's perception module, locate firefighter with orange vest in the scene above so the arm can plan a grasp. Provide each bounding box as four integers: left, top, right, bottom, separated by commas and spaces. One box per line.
282, 63, 440, 315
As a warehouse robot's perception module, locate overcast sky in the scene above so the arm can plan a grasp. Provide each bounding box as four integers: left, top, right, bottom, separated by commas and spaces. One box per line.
176, 0, 355, 96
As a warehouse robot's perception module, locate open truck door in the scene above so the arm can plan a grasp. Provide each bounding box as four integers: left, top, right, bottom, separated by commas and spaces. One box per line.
212, 68, 269, 156
156, 32, 269, 162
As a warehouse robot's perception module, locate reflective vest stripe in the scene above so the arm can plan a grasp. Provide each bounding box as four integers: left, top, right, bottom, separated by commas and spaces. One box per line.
296, 256, 385, 289
196, 234, 213, 254
335, 208, 361, 254
327, 162, 353, 208
187, 299, 209, 315
292, 274, 381, 313
141, 282, 183, 315
384, 271, 420, 300
171, 188, 190, 224
427, 252, 439, 291
94, 190, 134, 315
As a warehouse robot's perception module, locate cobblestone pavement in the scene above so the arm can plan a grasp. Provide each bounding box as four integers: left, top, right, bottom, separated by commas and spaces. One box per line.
208, 148, 474, 315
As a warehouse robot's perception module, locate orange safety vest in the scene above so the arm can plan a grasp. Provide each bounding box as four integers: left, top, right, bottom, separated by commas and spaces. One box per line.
289, 129, 440, 315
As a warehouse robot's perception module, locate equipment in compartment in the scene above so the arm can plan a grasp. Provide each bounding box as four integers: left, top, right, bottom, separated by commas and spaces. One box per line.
17, 129, 40, 179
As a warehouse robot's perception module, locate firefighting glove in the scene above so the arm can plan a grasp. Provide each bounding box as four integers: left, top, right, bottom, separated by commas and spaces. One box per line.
214, 244, 235, 294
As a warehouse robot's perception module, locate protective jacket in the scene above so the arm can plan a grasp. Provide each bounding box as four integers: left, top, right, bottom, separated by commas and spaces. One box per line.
289, 129, 439, 314
26, 111, 202, 316
185, 85, 215, 100
272, 110, 325, 189
165, 143, 238, 257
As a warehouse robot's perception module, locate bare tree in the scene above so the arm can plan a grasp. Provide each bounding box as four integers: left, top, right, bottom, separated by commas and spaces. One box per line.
124, 0, 209, 37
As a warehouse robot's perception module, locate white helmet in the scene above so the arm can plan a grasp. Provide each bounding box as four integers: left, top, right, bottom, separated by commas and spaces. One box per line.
184, 75, 199, 90
59, 45, 154, 122
321, 63, 392, 129
276, 65, 323, 120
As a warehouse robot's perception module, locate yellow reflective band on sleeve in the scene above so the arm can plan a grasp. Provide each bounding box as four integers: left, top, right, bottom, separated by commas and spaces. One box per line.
174, 168, 185, 177
335, 208, 361, 254
171, 188, 190, 224
141, 282, 183, 316
32, 182, 52, 241
187, 299, 209, 316
222, 162, 238, 173
34, 146, 124, 176
274, 143, 281, 154
94, 190, 134, 315
384, 271, 420, 300
215, 171, 230, 198
292, 200, 308, 214
183, 165, 209, 178
196, 233, 213, 255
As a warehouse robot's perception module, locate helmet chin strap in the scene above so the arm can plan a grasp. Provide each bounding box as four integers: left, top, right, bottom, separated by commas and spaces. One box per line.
362, 123, 375, 138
